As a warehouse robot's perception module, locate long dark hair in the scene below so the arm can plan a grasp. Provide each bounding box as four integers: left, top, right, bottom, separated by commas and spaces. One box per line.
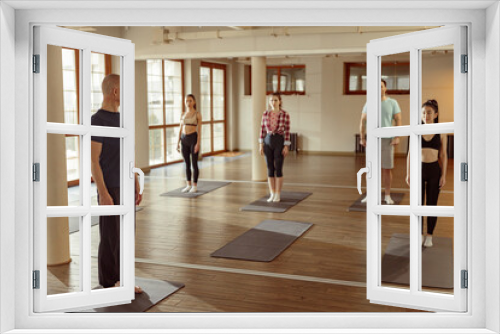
422, 99, 439, 123
185, 94, 197, 111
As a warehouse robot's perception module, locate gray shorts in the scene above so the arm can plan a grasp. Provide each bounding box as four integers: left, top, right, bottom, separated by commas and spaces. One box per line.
381, 138, 394, 169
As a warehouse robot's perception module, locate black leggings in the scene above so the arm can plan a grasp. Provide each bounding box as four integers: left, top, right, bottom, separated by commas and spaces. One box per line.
264, 133, 285, 177
98, 187, 121, 288
422, 161, 441, 235
181, 132, 199, 183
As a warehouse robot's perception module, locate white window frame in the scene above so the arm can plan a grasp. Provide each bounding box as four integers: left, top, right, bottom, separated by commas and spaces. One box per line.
32, 25, 137, 312
365, 26, 467, 312
1, 2, 497, 333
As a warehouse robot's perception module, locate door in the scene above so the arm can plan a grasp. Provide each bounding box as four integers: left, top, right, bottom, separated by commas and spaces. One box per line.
360, 26, 467, 312
33, 26, 141, 312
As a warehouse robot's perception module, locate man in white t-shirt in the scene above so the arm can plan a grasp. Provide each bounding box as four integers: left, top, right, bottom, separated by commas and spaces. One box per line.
359, 79, 402, 204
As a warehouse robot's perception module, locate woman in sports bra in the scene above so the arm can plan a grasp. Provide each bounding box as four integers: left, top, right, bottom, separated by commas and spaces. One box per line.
176, 94, 202, 193
406, 99, 448, 247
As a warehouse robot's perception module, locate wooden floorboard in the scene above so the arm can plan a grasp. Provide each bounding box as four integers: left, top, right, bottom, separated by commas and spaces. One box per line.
47, 154, 454, 312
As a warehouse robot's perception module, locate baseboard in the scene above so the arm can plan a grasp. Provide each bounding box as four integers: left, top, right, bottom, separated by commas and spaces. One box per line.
299, 151, 358, 156
231, 149, 406, 157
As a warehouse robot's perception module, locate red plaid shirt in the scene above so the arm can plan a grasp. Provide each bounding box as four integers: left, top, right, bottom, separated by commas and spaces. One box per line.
259, 110, 291, 146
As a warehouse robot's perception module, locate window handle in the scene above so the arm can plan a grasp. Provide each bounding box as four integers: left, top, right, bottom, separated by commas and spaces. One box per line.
357, 162, 371, 195
130, 162, 145, 195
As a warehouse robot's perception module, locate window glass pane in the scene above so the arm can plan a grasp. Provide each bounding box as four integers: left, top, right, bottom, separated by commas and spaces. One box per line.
92, 215, 122, 291
382, 60, 410, 91
381, 215, 410, 291
420, 216, 454, 294
164, 60, 183, 125
213, 123, 225, 151
280, 67, 305, 93
147, 60, 164, 125
348, 65, 367, 91
266, 68, 279, 92
200, 94, 211, 122
50, 46, 79, 125
90, 54, 122, 127
380, 53, 409, 127
421, 45, 454, 123
166, 127, 183, 162
213, 68, 225, 121
66, 136, 79, 182
90, 52, 106, 115
419, 133, 453, 206
47, 133, 80, 206
90, 139, 122, 205
47, 217, 81, 295
200, 67, 211, 122
149, 129, 165, 165
201, 124, 211, 154
379, 136, 410, 206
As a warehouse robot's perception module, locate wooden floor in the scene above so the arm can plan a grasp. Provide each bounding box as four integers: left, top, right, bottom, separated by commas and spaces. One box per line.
48, 153, 455, 312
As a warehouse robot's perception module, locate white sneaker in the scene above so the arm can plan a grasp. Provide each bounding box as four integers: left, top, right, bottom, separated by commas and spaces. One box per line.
361, 196, 367, 203
189, 186, 197, 193
181, 185, 192, 193
267, 193, 275, 202
273, 193, 281, 202
385, 195, 394, 205
424, 235, 433, 248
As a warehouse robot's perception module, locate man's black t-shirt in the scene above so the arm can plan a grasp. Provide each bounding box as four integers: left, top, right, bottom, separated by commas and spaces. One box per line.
91, 109, 120, 189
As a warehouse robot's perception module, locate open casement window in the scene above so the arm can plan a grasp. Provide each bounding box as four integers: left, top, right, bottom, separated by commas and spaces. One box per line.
33, 26, 141, 312
363, 26, 467, 312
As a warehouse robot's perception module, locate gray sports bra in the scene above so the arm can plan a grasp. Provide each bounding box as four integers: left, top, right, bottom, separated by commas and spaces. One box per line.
182, 111, 198, 126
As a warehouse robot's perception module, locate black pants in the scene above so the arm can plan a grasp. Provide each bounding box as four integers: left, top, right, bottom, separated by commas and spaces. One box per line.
264, 133, 285, 177
98, 187, 121, 288
422, 161, 441, 235
181, 132, 199, 183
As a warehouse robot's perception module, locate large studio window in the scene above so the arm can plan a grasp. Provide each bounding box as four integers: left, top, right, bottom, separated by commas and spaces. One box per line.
344, 62, 410, 95
266, 65, 306, 95
146, 59, 185, 167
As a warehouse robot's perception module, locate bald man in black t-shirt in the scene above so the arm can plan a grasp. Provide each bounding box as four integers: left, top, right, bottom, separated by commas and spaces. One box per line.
91, 74, 143, 294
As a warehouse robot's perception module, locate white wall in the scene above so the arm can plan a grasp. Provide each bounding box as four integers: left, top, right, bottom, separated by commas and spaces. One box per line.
235, 52, 453, 154
486, 2, 500, 332
94, 26, 453, 156
0, 2, 15, 333
123, 26, 431, 59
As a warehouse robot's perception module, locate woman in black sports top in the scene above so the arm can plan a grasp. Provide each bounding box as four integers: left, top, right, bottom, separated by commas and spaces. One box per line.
176, 94, 202, 193
406, 100, 448, 247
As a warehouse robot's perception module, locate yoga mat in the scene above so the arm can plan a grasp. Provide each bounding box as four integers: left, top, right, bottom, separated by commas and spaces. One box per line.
240, 191, 312, 213
381, 233, 453, 289
211, 219, 313, 262
75, 277, 184, 313
160, 181, 231, 198
69, 207, 144, 233
347, 193, 405, 212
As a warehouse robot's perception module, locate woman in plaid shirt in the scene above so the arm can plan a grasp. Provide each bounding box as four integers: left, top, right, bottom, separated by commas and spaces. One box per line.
259, 93, 291, 203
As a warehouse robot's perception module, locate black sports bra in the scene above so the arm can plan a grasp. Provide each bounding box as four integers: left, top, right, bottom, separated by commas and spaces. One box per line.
421, 134, 441, 151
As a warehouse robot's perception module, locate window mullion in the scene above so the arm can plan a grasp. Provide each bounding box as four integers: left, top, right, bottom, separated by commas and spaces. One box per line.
409, 47, 420, 295
162, 60, 167, 164
210, 66, 214, 153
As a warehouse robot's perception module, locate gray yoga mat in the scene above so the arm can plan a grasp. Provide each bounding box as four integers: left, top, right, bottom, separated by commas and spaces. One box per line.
381, 233, 453, 289
347, 193, 405, 212
211, 219, 313, 262
160, 181, 231, 198
76, 277, 184, 313
69, 207, 144, 234
240, 191, 312, 213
